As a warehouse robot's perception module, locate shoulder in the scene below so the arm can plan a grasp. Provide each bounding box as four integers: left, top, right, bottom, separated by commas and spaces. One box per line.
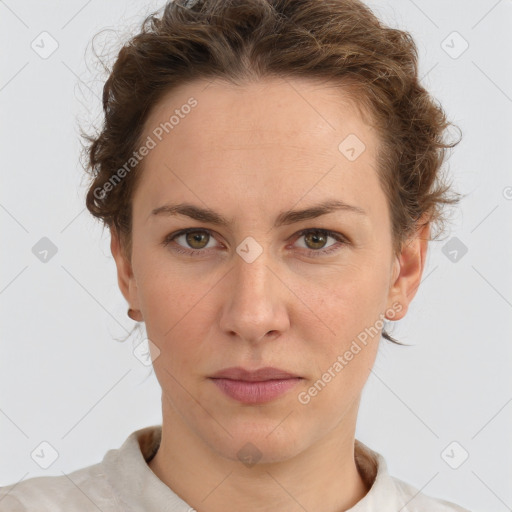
353, 439, 472, 512
0, 425, 162, 512
388, 474, 472, 512
0, 461, 119, 512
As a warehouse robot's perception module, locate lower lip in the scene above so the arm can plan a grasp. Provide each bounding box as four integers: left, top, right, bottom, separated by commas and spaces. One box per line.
210, 378, 302, 404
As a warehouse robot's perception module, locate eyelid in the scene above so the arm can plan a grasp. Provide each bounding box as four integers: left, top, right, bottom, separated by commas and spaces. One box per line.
290, 228, 348, 257
163, 228, 224, 253
163, 227, 349, 256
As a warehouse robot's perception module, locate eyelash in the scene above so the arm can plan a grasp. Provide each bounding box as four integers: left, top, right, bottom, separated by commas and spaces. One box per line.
162, 228, 348, 258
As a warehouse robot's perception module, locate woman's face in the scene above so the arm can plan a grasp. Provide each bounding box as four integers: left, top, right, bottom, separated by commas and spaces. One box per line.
112, 77, 425, 463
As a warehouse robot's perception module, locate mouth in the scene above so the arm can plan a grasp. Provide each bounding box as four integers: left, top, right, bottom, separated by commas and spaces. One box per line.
209, 366, 303, 404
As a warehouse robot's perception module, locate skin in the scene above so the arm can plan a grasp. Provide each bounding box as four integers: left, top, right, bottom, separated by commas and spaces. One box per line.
111, 76, 429, 512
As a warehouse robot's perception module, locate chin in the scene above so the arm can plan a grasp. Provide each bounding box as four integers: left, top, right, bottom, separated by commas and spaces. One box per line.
217, 437, 302, 466
202, 417, 310, 466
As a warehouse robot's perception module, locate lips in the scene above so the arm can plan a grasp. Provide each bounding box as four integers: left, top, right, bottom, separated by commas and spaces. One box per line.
209, 366, 300, 382
209, 366, 302, 404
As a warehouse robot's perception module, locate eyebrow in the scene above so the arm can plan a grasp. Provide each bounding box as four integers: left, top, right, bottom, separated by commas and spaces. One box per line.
149, 199, 366, 228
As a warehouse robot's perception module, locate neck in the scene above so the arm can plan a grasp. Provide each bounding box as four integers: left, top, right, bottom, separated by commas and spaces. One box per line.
148, 397, 370, 512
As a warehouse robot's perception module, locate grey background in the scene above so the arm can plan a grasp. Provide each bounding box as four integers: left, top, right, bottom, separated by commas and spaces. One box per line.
1, 1, 511, 511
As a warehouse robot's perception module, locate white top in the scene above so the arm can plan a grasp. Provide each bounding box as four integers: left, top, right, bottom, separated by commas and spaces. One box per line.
0, 424, 471, 511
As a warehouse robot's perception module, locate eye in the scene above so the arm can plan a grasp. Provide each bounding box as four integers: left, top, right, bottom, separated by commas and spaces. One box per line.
292, 228, 348, 257
162, 228, 221, 256
162, 227, 348, 258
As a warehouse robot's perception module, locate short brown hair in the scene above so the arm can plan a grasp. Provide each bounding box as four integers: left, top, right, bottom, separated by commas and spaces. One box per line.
81, 0, 462, 344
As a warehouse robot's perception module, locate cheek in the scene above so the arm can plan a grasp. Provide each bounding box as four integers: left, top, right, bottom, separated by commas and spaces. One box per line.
133, 258, 218, 368
133, 245, 201, 329
308, 261, 389, 334
301, 263, 389, 385
299, 282, 383, 411
138, 273, 181, 334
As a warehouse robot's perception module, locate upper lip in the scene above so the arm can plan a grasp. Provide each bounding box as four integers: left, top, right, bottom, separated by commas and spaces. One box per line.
210, 366, 300, 381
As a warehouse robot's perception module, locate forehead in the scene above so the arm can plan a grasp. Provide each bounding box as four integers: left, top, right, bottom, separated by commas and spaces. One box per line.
133, 77, 384, 222
143, 76, 376, 153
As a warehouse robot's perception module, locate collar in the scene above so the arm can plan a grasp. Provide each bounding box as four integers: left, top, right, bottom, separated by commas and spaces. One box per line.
102, 425, 401, 512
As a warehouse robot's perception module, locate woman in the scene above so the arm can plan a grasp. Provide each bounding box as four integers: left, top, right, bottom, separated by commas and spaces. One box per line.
0, 0, 471, 510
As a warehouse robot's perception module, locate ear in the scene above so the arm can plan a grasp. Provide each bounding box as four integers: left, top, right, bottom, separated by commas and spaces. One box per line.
110, 228, 143, 321
386, 219, 430, 321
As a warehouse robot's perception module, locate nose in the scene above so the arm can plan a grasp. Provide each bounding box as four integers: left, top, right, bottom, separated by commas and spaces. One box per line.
219, 249, 290, 344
